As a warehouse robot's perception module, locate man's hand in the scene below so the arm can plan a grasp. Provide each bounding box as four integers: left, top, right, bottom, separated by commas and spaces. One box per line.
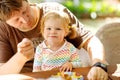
17, 38, 34, 61
87, 66, 108, 80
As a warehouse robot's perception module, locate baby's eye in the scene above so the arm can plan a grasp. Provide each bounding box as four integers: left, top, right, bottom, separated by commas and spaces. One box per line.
56, 28, 61, 30
46, 28, 51, 30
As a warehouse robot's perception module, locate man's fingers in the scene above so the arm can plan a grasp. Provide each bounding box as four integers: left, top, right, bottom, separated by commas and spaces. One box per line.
18, 38, 33, 48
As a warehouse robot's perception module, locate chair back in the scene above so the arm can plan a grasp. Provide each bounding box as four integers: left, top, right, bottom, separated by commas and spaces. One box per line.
96, 22, 120, 64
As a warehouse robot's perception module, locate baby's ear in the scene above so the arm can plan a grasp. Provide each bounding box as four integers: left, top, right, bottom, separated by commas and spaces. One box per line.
64, 31, 68, 37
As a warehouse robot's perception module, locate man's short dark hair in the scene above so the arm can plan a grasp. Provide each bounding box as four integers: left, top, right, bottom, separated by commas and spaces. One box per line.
0, 0, 28, 21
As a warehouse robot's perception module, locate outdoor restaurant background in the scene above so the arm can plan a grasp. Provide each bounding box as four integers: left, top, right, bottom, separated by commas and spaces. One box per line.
28, 0, 120, 34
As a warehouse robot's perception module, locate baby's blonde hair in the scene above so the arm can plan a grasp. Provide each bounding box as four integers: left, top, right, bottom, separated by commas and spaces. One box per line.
40, 11, 77, 39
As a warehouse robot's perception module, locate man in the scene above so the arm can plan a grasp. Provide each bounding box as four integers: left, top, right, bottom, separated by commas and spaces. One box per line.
0, 0, 108, 79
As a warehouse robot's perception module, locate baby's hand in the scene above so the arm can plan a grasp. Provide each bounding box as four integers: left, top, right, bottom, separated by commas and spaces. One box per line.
17, 38, 34, 61
60, 62, 72, 72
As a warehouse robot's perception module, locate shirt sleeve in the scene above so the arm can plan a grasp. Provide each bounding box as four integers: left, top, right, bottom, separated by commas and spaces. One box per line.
71, 52, 82, 68
0, 21, 14, 63
33, 45, 43, 72
68, 43, 82, 68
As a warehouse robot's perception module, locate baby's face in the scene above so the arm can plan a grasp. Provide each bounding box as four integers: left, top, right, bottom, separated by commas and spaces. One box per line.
43, 18, 67, 45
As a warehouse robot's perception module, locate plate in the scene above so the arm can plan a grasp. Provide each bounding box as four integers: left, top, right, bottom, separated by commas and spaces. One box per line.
47, 72, 84, 80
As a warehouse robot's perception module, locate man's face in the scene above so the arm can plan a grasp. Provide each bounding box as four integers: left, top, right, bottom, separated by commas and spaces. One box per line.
6, 1, 36, 32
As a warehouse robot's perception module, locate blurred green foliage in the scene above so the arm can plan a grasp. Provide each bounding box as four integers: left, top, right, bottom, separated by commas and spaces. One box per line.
28, 0, 41, 3
28, 0, 120, 19
62, 0, 120, 19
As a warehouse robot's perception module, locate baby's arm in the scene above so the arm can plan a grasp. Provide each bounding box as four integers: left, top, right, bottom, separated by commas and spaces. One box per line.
33, 45, 42, 72
60, 52, 81, 72
70, 51, 82, 68
60, 49, 81, 72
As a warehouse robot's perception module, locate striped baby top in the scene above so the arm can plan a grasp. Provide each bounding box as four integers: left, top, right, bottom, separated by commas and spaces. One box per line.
33, 40, 81, 72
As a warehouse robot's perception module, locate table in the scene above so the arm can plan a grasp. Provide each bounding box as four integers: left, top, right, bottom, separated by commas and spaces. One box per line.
0, 64, 119, 80
107, 64, 120, 80
22, 64, 120, 80
22, 67, 90, 80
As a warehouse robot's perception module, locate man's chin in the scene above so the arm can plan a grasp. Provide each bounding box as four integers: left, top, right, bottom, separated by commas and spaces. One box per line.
18, 27, 32, 32
18, 26, 36, 32
18, 29, 29, 32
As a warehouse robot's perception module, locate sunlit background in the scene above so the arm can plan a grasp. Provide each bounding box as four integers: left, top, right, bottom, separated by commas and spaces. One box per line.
28, 0, 120, 33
